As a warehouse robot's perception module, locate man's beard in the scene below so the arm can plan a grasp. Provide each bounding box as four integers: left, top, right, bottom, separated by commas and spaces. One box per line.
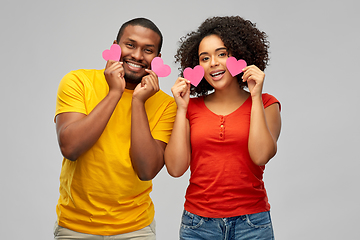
122, 58, 149, 85
124, 71, 143, 85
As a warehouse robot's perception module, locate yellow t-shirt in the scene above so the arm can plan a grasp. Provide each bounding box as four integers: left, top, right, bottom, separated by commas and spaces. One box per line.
55, 69, 176, 235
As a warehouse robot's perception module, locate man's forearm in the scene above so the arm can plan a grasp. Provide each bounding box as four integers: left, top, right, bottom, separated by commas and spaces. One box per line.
57, 91, 122, 160
130, 98, 165, 180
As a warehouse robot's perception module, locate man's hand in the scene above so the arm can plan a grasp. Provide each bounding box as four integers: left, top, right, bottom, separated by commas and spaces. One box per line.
132, 69, 159, 103
104, 60, 125, 95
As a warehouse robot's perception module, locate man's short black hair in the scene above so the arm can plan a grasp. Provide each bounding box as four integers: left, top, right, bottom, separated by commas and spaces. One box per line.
116, 17, 163, 54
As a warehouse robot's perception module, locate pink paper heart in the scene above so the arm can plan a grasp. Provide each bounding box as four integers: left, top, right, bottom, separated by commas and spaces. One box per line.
151, 57, 171, 77
226, 57, 247, 77
183, 65, 204, 87
102, 44, 121, 61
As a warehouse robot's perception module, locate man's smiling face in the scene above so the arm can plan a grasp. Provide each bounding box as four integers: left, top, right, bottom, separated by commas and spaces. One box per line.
116, 25, 161, 88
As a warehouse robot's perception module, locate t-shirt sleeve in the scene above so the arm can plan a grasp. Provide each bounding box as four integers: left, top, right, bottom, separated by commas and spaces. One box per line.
151, 99, 177, 144
55, 71, 87, 122
262, 93, 281, 111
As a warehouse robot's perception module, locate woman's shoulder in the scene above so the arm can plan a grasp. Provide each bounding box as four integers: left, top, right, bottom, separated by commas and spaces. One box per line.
262, 93, 281, 110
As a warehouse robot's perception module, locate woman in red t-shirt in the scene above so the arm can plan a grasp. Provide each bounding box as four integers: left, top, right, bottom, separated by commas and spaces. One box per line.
165, 16, 281, 240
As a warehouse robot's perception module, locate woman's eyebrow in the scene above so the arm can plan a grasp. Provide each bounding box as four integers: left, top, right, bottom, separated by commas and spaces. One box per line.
199, 47, 227, 57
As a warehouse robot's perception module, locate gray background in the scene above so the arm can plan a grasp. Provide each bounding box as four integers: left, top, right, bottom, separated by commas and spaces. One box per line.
1, 0, 359, 239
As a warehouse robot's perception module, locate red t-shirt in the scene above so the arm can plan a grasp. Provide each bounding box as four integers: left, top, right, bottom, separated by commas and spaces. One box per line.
185, 93, 280, 218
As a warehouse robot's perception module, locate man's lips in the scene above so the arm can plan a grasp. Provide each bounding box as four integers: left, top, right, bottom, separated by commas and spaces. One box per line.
124, 60, 147, 71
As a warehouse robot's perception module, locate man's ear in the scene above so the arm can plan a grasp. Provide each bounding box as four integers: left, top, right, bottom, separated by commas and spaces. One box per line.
113, 40, 118, 44
157, 52, 161, 58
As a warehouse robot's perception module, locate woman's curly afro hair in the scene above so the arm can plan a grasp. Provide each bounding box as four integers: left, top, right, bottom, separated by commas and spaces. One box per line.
175, 16, 270, 96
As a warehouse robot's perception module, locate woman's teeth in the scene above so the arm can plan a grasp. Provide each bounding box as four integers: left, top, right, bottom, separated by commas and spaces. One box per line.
211, 71, 225, 77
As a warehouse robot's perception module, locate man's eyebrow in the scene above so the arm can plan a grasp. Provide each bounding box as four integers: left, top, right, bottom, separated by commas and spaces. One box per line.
145, 44, 156, 48
126, 38, 156, 48
199, 47, 227, 57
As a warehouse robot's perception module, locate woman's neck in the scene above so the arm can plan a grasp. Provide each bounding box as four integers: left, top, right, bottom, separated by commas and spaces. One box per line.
211, 83, 248, 102
204, 87, 250, 115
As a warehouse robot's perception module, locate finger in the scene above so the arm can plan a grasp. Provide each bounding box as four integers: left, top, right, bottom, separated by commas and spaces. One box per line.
242, 65, 253, 74
141, 77, 148, 88
176, 81, 190, 97
145, 69, 160, 89
174, 77, 188, 84
242, 71, 250, 82
172, 82, 185, 95
143, 69, 156, 81
118, 62, 124, 78
146, 74, 158, 86
175, 77, 182, 84
182, 78, 191, 85
243, 73, 260, 83
180, 84, 189, 97
142, 75, 158, 92
173, 80, 186, 89
105, 60, 118, 69
178, 77, 191, 85
145, 68, 156, 77
172, 77, 189, 94
242, 68, 261, 82
105, 63, 123, 79
176, 87, 187, 98
106, 62, 122, 73
242, 65, 260, 75
146, 75, 160, 92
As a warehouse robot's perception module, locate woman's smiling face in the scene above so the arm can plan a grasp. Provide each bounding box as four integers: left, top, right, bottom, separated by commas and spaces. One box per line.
198, 34, 237, 90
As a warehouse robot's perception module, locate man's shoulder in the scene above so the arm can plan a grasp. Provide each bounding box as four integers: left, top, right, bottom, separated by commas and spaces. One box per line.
65, 68, 104, 79
60, 69, 105, 87
152, 90, 175, 103
146, 90, 176, 113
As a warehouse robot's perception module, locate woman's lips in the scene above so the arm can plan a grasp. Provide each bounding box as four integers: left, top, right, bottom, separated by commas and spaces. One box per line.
210, 70, 226, 80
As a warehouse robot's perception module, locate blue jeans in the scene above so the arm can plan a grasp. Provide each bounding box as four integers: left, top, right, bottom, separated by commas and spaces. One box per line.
179, 210, 274, 240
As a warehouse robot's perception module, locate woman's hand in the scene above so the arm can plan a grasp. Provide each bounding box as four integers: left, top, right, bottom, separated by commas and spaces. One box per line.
171, 77, 191, 111
242, 65, 265, 98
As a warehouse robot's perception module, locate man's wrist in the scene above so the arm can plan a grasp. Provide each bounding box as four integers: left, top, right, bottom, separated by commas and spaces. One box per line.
107, 89, 123, 101
132, 95, 146, 105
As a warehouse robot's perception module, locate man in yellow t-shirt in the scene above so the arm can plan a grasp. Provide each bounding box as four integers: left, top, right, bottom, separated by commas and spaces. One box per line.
53, 18, 176, 239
